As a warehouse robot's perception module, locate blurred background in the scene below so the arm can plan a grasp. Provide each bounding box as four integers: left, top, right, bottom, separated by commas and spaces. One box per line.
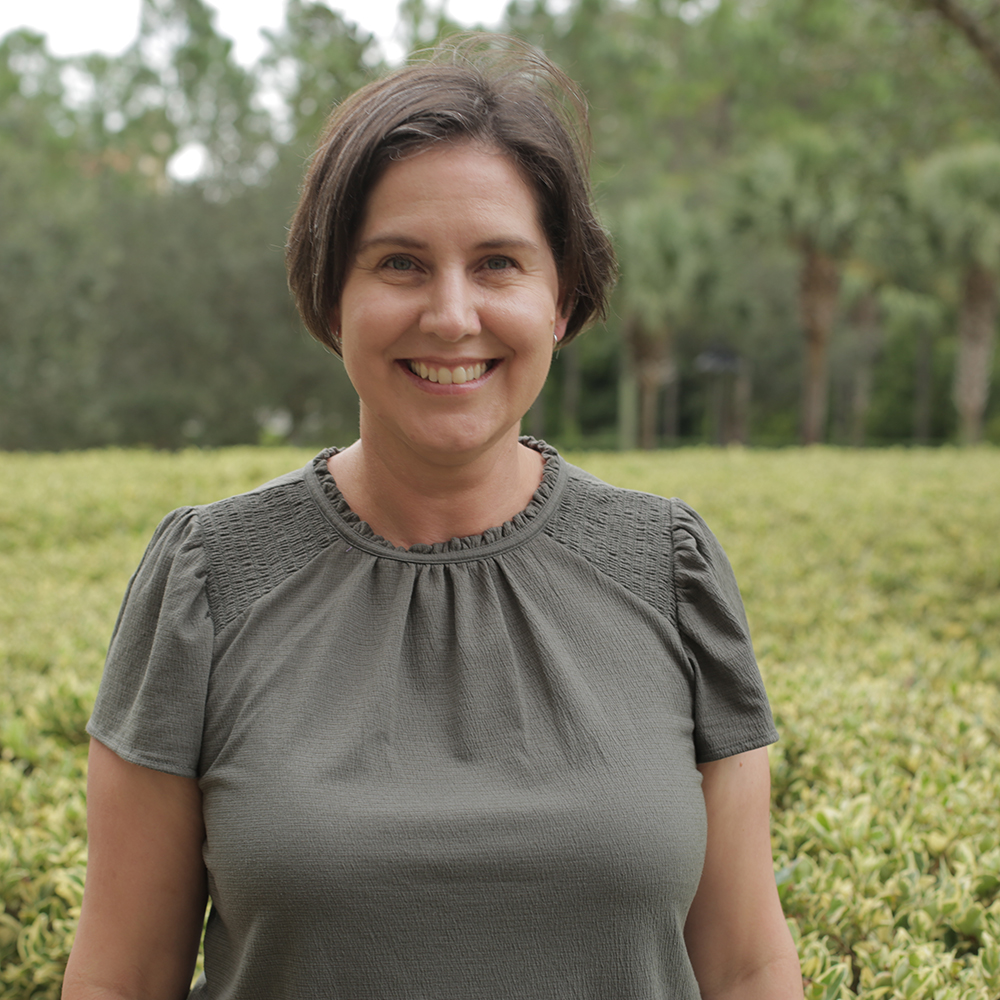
3, 0, 1000, 452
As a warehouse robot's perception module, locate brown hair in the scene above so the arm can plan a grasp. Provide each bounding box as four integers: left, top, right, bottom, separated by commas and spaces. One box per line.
286, 33, 616, 355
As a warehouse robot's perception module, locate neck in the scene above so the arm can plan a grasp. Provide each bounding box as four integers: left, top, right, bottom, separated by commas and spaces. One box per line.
327, 431, 545, 549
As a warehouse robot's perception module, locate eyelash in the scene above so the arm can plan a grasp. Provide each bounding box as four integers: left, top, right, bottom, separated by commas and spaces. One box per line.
378, 255, 517, 273
485, 256, 514, 270
384, 256, 415, 271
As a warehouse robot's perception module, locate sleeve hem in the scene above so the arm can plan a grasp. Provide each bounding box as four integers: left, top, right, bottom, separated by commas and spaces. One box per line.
86, 723, 198, 780
695, 726, 779, 765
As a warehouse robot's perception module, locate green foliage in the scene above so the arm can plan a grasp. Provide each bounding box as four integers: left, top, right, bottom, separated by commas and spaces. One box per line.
730, 129, 869, 258
2, 446, 999, 996
260, 0, 380, 148
0, 448, 312, 995
4, 0, 1000, 450
615, 192, 716, 332
911, 143, 1000, 273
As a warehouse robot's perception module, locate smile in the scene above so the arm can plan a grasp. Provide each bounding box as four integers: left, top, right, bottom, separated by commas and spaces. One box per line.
408, 361, 491, 385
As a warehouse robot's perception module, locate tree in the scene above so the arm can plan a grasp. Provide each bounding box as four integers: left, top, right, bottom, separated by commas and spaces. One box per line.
911, 143, 1000, 444
731, 129, 868, 443
896, 0, 1000, 84
260, 0, 380, 150
614, 192, 715, 448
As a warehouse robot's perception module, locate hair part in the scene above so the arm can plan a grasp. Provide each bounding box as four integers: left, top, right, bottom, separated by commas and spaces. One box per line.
286, 33, 617, 355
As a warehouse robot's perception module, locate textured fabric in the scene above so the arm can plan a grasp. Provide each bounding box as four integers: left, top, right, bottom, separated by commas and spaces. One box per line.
88, 440, 778, 1000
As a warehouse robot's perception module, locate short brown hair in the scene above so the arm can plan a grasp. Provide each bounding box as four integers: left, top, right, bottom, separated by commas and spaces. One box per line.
286, 33, 616, 355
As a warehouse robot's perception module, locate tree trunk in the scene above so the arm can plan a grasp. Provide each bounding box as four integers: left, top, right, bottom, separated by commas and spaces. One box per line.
662, 370, 679, 445
623, 316, 674, 450
920, 0, 1000, 87
707, 373, 726, 445
617, 319, 639, 450
638, 365, 659, 450
850, 292, 881, 448
559, 342, 582, 444
733, 358, 752, 445
799, 245, 841, 445
912, 322, 934, 445
954, 263, 998, 444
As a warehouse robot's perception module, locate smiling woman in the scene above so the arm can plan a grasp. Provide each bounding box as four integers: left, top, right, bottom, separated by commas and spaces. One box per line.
333, 143, 568, 527
64, 33, 803, 1000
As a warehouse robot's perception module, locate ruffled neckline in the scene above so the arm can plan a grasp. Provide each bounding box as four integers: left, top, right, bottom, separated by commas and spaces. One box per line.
309, 437, 563, 560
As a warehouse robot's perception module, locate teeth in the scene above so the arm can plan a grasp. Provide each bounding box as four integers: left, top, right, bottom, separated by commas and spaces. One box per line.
409, 361, 487, 384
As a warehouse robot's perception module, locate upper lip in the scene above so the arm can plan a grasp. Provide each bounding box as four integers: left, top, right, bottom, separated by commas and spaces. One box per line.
404, 358, 495, 366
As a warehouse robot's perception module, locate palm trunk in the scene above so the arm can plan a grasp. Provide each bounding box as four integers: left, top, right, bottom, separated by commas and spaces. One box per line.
662, 370, 680, 445
638, 366, 659, 450
799, 246, 841, 445
912, 323, 934, 445
953, 263, 998, 445
637, 352, 674, 451
622, 316, 674, 451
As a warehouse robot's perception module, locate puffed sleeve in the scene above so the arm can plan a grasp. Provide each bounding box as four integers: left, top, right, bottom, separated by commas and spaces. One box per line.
671, 500, 778, 764
87, 507, 212, 778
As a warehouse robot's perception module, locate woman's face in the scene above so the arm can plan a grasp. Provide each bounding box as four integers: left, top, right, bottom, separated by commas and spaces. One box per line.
335, 142, 567, 466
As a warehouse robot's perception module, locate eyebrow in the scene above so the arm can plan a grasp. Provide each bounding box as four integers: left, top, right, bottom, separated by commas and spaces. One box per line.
354, 234, 544, 255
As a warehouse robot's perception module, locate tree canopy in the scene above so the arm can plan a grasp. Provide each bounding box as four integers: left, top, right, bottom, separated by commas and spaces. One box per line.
2, 0, 999, 449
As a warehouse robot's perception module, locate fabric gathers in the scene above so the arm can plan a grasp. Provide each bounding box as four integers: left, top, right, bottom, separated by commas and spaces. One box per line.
88, 439, 778, 1000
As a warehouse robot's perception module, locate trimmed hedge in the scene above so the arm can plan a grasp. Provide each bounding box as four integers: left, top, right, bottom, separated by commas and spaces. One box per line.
2, 446, 998, 998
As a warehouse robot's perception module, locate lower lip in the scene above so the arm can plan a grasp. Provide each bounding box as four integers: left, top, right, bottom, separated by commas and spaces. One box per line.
398, 361, 498, 394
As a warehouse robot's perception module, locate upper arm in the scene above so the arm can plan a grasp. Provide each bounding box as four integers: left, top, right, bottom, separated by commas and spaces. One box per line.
684, 747, 803, 1000
63, 738, 207, 1000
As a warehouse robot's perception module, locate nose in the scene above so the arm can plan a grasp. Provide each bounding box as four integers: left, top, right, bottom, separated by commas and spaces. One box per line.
418, 268, 481, 342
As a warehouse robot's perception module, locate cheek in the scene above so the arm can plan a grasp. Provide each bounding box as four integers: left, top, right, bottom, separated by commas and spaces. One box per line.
340, 293, 406, 349
492, 290, 560, 340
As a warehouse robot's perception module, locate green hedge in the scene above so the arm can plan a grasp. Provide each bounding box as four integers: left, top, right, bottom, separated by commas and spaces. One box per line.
2, 446, 998, 998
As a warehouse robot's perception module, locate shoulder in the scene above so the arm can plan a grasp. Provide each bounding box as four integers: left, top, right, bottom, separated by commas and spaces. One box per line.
186, 455, 339, 629
542, 458, 742, 621
542, 460, 690, 619
195, 460, 325, 545
553, 459, 677, 528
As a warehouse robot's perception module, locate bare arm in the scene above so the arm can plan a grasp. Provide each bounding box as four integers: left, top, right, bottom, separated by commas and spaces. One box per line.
684, 747, 803, 1000
62, 738, 207, 1000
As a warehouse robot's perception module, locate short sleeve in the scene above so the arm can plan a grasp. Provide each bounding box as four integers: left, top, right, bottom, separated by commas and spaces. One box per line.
671, 500, 778, 764
87, 507, 212, 778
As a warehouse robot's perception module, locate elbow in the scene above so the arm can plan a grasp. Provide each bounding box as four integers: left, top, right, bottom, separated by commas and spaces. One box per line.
695, 951, 805, 1000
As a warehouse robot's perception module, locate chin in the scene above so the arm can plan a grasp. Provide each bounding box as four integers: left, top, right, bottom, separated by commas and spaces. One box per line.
403, 420, 521, 462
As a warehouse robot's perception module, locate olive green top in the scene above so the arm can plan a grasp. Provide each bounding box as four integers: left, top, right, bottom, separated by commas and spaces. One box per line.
89, 440, 778, 1000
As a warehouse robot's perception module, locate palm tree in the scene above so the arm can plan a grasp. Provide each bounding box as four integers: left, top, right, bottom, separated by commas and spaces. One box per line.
911, 143, 1000, 444
614, 193, 712, 449
732, 129, 866, 444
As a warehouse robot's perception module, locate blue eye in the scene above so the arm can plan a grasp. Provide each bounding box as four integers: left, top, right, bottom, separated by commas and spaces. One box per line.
486, 257, 512, 270
387, 257, 413, 270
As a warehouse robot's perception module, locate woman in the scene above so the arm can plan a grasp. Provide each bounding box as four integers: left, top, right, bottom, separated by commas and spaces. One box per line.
64, 35, 803, 1000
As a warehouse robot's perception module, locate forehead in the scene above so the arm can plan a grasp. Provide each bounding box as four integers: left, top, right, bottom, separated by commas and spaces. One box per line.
357, 141, 546, 239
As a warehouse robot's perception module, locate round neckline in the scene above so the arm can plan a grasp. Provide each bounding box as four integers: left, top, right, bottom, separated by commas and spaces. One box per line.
305, 437, 567, 563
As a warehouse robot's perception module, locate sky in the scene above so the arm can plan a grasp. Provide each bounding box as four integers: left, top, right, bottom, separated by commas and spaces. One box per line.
0, 0, 526, 66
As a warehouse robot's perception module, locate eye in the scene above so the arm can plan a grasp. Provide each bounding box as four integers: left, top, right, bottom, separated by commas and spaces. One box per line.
484, 256, 514, 271
385, 256, 415, 271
